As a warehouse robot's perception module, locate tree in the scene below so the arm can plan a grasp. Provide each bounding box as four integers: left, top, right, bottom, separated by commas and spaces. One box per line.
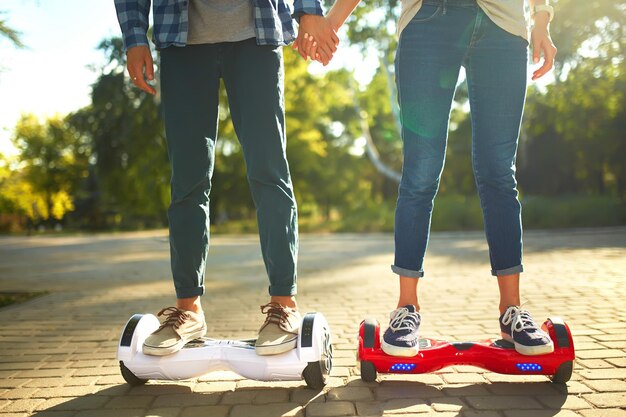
69, 38, 170, 228
0, 11, 25, 48
10, 115, 88, 223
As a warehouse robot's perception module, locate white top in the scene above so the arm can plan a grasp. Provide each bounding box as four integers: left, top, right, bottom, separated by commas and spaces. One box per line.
398, 0, 528, 40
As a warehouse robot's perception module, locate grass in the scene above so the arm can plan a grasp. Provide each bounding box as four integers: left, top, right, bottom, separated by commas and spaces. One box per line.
210, 194, 625, 234
0, 292, 48, 309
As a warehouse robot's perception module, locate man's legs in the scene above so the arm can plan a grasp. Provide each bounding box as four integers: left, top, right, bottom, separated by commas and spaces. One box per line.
142, 44, 221, 356
221, 39, 300, 355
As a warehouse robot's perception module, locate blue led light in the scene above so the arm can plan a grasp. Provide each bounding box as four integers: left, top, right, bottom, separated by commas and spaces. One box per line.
516, 363, 542, 372
391, 363, 416, 372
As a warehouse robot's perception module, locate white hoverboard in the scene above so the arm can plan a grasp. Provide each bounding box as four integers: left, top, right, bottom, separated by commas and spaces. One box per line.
117, 312, 333, 389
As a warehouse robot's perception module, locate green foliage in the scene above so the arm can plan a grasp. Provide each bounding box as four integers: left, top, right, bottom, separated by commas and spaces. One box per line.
69, 38, 170, 229
0, 291, 47, 309
7, 115, 88, 224
522, 195, 626, 229
520, 61, 626, 197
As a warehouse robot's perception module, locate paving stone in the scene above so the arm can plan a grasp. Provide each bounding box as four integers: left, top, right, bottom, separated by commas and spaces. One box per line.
73, 409, 145, 417
34, 386, 98, 398
579, 409, 626, 417
576, 349, 626, 359
327, 387, 373, 401
441, 373, 487, 384
229, 403, 303, 417
0, 380, 28, 390
0, 388, 40, 399
192, 381, 236, 393
2, 398, 46, 412
606, 357, 626, 367
146, 407, 182, 417
374, 383, 442, 400
290, 388, 326, 405
35, 395, 109, 411
430, 397, 466, 412
461, 412, 501, 417
584, 379, 626, 392
441, 384, 492, 397
503, 411, 580, 417
536, 394, 592, 409
305, 401, 355, 416
578, 368, 626, 379
179, 405, 229, 417
583, 392, 626, 408
105, 395, 154, 409
27, 411, 75, 417
221, 388, 289, 404
486, 382, 561, 396
152, 393, 221, 408
464, 396, 542, 410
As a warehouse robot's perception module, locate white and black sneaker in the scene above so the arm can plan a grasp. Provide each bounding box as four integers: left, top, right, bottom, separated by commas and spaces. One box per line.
381, 305, 421, 357
500, 306, 554, 356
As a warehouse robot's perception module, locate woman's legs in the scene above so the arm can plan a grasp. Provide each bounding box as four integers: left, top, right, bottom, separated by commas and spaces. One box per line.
465, 11, 553, 354
393, 2, 472, 281
386, 1, 479, 356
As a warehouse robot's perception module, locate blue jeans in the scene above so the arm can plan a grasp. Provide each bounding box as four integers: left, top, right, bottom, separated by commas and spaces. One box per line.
392, 0, 528, 278
160, 38, 298, 298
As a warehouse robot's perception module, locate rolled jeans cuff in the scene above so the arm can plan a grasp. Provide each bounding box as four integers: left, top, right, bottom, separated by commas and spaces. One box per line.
175, 285, 205, 299
391, 265, 424, 278
269, 283, 297, 297
491, 264, 524, 277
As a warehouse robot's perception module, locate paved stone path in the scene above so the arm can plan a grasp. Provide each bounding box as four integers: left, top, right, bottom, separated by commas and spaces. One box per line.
0, 228, 625, 417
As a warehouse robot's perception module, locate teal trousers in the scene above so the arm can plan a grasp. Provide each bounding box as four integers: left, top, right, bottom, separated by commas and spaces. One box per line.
160, 38, 298, 299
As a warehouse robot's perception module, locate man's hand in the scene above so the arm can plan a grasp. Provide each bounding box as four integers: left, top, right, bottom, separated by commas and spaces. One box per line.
530, 13, 557, 81
126, 45, 156, 95
293, 14, 339, 66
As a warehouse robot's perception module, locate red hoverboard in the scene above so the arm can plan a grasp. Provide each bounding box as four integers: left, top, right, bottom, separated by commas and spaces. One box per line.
358, 317, 575, 383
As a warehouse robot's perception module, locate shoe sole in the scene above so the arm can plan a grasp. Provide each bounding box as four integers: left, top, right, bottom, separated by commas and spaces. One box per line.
255, 336, 297, 356
501, 332, 555, 356
381, 340, 419, 357
142, 326, 207, 356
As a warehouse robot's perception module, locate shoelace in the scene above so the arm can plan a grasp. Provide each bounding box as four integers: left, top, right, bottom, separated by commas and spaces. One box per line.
260, 302, 291, 330
501, 307, 539, 333
389, 307, 420, 332
157, 307, 190, 330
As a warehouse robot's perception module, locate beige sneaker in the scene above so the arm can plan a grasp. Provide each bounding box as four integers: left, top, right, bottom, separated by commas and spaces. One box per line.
142, 307, 207, 356
255, 302, 302, 356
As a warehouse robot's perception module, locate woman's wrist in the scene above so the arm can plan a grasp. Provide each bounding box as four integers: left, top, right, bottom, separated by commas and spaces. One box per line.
532, 11, 551, 29
326, 10, 342, 31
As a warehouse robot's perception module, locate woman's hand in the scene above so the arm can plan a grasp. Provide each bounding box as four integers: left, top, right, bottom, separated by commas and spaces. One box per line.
292, 15, 339, 66
530, 13, 557, 81
126, 45, 156, 95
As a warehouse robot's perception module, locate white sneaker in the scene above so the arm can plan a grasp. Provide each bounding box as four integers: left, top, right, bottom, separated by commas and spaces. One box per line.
142, 307, 207, 356
255, 303, 301, 356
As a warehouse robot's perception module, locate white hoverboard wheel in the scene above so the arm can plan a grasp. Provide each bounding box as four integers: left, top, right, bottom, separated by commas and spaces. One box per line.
300, 312, 333, 389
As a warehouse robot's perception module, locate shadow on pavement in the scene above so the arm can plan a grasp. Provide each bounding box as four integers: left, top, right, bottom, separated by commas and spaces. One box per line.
30, 379, 569, 417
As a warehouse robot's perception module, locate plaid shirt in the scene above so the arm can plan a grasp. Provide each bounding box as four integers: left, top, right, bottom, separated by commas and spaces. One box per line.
114, 0, 323, 50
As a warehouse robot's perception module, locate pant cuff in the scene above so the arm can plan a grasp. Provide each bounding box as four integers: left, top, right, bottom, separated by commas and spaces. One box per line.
268, 284, 297, 297
391, 265, 424, 278
491, 264, 524, 277
175, 286, 205, 299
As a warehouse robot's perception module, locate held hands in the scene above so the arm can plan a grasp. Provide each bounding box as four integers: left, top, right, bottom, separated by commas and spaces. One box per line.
292, 14, 339, 66
126, 45, 156, 95
530, 13, 557, 80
